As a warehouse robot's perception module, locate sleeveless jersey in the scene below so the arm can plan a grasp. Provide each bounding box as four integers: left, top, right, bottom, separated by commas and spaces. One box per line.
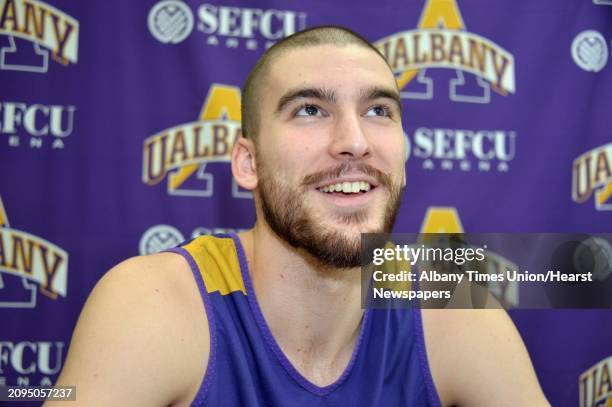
168, 233, 441, 407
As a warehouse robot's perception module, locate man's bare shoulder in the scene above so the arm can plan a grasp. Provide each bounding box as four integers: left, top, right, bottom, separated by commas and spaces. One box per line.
103, 252, 201, 304
421, 308, 549, 407
50, 252, 209, 407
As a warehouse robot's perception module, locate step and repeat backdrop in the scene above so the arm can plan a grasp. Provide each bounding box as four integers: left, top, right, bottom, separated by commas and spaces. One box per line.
0, 0, 611, 405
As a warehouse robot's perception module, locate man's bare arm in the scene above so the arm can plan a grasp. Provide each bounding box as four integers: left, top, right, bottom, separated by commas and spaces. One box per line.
423, 308, 549, 407
46, 253, 209, 406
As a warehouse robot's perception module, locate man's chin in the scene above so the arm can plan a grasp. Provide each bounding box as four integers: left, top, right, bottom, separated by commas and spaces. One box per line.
305, 236, 362, 269
318, 223, 379, 248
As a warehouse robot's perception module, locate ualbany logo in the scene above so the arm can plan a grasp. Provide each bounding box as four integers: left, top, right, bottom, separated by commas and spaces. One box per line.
143, 84, 249, 198
573, 142, 612, 211
0, 0, 79, 73
374, 0, 515, 103
580, 356, 612, 407
0, 195, 68, 308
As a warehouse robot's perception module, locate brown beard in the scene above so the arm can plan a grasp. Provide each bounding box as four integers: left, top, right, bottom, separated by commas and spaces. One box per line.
258, 160, 404, 268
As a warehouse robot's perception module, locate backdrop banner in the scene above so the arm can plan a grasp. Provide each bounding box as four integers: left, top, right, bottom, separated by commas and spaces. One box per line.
0, 1, 610, 406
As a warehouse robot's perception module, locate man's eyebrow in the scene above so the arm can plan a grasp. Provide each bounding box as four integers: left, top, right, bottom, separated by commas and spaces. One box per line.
360, 86, 402, 112
275, 87, 337, 114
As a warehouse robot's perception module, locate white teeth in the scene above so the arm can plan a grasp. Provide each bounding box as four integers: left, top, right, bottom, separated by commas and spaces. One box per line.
318, 181, 373, 193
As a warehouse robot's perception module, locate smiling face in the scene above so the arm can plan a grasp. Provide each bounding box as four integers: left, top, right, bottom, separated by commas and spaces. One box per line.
239, 44, 406, 268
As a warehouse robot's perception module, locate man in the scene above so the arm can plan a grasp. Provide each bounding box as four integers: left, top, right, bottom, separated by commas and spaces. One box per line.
51, 26, 549, 406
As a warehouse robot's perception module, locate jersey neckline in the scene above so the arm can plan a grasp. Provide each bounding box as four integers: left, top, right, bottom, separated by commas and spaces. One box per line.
228, 231, 372, 397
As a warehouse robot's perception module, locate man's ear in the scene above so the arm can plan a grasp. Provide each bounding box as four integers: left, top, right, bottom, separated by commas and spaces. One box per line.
231, 136, 258, 190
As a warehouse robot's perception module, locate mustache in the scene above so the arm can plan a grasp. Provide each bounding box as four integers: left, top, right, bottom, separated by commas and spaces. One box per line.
301, 162, 393, 189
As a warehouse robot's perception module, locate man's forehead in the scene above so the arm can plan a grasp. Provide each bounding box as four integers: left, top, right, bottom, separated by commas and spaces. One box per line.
266, 44, 397, 95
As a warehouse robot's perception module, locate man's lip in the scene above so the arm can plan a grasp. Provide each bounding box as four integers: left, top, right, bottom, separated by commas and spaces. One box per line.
312, 176, 380, 189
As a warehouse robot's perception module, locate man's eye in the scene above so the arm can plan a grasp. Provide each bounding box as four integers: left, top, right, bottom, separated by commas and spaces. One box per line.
365, 106, 391, 117
296, 105, 322, 116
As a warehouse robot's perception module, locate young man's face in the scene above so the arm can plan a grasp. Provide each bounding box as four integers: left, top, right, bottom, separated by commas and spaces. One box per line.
254, 44, 406, 268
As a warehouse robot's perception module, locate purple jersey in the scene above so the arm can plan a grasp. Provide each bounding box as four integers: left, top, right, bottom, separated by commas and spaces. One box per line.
168, 233, 441, 406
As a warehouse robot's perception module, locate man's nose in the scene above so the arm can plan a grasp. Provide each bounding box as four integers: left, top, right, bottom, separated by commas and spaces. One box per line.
328, 112, 371, 159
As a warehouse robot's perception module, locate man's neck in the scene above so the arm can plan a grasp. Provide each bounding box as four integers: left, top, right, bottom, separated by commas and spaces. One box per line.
237, 224, 364, 386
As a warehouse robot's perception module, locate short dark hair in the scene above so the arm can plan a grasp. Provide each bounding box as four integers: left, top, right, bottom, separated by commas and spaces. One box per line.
240, 26, 393, 140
